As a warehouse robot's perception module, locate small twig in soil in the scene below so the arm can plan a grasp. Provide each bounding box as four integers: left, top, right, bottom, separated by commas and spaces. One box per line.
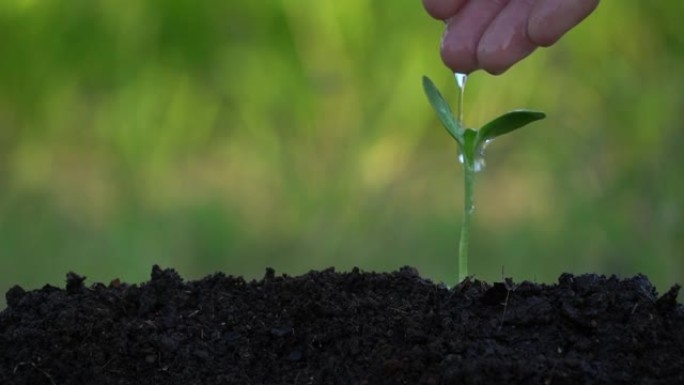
499, 278, 517, 330
499, 289, 511, 330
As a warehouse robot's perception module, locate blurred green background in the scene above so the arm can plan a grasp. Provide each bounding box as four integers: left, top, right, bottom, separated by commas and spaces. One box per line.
1, 1, 683, 307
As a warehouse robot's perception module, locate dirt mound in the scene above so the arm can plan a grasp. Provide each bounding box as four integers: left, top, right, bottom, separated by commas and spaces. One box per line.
1, 266, 683, 384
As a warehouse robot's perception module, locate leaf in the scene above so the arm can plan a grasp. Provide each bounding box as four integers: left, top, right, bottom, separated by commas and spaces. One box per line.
422, 76, 462, 144
476, 110, 545, 145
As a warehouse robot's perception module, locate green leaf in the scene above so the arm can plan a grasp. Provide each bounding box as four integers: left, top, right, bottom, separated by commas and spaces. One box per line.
422, 76, 463, 144
476, 110, 545, 145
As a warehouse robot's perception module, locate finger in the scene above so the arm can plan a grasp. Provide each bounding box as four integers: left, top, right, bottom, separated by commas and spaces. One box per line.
441, 0, 512, 73
422, 0, 468, 20
477, 0, 538, 75
527, 0, 599, 47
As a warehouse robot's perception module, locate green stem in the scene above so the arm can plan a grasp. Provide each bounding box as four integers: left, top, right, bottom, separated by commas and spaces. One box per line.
458, 160, 475, 283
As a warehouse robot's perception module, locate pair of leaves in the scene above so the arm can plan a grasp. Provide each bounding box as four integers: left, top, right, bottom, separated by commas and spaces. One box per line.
422, 76, 545, 167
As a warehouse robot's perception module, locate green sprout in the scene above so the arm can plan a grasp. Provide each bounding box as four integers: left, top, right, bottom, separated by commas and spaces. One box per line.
422, 75, 546, 283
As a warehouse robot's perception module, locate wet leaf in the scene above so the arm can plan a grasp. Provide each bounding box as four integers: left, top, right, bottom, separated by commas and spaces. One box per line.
477, 110, 545, 145
422, 76, 462, 144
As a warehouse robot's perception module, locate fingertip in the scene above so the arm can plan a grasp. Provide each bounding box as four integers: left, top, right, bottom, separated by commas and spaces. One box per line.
528, 0, 599, 47
476, 0, 537, 75
480, 62, 512, 76
422, 0, 467, 20
438, 1, 511, 74
441, 30, 478, 74
527, 30, 557, 48
441, 48, 478, 74
526, 15, 560, 47
477, 43, 536, 75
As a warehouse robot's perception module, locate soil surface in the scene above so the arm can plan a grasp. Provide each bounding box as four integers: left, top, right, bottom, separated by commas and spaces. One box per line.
1, 266, 683, 385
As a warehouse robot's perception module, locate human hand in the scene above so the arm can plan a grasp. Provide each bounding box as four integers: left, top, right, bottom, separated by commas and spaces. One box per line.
423, 0, 599, 74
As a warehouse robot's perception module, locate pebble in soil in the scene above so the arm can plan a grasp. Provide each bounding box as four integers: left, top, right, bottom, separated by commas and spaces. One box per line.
1, 265, 683, 385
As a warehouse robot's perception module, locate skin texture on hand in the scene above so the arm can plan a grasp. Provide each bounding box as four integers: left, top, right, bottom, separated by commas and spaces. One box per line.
423, 0, 600, 74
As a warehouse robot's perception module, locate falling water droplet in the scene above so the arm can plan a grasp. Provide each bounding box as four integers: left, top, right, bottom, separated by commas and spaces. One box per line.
454, 72, 467, 127
454, 72, 469, 169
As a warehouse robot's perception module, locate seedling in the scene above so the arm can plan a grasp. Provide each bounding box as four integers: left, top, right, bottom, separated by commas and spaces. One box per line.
422, 75, 545, 283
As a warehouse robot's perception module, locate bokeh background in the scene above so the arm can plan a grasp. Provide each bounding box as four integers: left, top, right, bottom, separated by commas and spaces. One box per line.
1, 1, 682, 307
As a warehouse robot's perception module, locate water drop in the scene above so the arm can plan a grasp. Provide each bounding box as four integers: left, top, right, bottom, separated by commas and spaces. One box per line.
454, 72, 469, 169
472, 139, 491, 172
454, 72, 467, 126
466, 204, 475, 215
458, 152, 485, 172
473, 157, 485, 173
453, 73, 487, 174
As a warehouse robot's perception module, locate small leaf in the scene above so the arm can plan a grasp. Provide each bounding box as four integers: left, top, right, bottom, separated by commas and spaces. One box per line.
476, 110, 545, 145
422, 76, 463, 144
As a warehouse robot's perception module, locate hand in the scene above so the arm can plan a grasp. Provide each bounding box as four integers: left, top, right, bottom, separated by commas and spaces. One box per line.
423, 0, 599, 74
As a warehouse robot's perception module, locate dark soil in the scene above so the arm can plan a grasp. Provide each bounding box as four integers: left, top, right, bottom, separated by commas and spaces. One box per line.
1, 266, 683, 385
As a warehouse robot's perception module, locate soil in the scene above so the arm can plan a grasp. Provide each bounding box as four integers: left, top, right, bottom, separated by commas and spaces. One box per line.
1, 266, 683, 385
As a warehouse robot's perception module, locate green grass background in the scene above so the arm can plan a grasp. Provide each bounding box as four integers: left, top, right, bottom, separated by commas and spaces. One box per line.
1, 1, 683, 307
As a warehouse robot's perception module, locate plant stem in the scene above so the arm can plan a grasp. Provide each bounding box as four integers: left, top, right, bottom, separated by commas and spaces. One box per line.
458, 160, 475, 283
